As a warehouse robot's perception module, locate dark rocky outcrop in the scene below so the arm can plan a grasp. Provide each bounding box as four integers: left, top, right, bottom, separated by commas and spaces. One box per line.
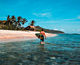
24, 26, 34, 31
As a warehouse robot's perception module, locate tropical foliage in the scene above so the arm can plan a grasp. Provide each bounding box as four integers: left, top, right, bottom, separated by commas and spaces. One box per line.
29, 20, 36, 26
3, 15, 28, 30
0, 15, 37, 31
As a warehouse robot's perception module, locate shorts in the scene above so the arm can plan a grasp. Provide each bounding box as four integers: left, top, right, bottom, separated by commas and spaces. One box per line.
40, 38, 44, 42
40, 35, 44, 42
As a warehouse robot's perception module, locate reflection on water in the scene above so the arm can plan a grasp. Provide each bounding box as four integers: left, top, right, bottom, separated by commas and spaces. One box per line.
0, 34, 80, 65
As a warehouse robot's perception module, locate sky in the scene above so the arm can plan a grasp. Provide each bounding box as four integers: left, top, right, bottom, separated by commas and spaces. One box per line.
0, 0, 80, 33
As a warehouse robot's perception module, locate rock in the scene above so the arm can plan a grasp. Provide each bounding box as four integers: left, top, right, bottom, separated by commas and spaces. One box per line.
9, 55, 17, 59
33, 56, 37, 61
51, 57, 55, 59
19, 63, 23, 65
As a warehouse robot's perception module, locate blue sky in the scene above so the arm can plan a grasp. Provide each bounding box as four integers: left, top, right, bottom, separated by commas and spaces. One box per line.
0, 0, 80, 33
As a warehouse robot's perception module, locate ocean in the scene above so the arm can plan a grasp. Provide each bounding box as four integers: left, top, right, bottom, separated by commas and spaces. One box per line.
0, 34, 80, 65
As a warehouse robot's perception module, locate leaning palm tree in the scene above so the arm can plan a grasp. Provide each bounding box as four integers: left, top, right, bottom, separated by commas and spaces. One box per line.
6, 15, 10, 25
4, 15, 11, 30
7, 15, 10, 21
28, 20, 36, 31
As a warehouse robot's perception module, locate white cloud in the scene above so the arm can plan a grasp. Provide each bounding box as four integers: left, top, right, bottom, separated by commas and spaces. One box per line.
54, 28, 65, 31
0, 17, 6, 18
32, 13, 38, 16
62, 15, 80, 20
72, 29, 75, 31
77, 29, 80, 31
32, 12, 51, 18
62, 19, 75, 20
0, 17, 6, 20
61, 29, 64, 31
78, 15, 80, 19
54, 28, 58, 30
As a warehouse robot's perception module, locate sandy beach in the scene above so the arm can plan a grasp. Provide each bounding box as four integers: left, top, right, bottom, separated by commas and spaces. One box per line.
0, 30, 57, 43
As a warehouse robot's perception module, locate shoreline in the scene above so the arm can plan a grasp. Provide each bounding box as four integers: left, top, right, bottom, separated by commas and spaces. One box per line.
0, 30, 57, 43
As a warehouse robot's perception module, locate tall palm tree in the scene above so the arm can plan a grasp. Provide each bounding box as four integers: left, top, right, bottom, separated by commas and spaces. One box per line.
17, 16, 21, 25
11, 16, 16, 29
22, 18, 28, 25
11, 16, 16, 23
17, 16, 22, 29
21, 18, 28, 30
6, 15, 10, 25
7, 15, 10, 21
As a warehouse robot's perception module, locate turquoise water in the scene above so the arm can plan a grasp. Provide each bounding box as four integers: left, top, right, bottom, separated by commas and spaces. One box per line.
0, 34, 80, 65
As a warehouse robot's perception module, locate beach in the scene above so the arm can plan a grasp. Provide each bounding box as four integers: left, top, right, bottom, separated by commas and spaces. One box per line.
0, 30, 57, 43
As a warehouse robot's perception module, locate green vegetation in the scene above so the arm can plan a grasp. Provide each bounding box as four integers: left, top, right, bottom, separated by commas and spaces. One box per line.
35, 29, 42, 32
0, 15, 64, 33
0, 15, 36, 31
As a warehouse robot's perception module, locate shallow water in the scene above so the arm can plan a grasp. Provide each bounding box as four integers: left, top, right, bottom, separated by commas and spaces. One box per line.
0, 34, 80, 65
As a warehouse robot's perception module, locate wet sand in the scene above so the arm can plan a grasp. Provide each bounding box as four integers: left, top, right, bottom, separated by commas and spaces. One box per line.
0, 30, 57, 43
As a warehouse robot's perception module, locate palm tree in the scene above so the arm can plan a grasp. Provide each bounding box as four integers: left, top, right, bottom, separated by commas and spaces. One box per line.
7, 15, 10, 21
6, 15, 10, 25
30, 20, 36, 26
21, 18, 28, 30
28, 20, 36, 31
6, 16, 16, 30
11, 16, 16, 24
17, 16, 21, 25
17, 16, 22, 30
4, 15, 28, 30
22, 18, 28, 25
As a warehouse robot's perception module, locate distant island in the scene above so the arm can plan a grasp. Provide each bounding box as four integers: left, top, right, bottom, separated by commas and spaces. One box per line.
24, 26, 64, 33
35, 26, 64, 33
